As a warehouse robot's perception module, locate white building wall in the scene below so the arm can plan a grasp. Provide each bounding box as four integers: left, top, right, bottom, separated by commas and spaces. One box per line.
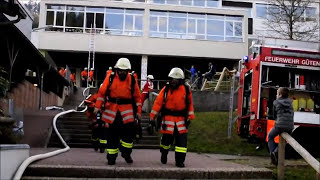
35, 0, 248, 60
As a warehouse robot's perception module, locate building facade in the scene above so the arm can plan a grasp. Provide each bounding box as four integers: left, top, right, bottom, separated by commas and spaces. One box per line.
33, 0, 251, 86
32, 0, 319, 86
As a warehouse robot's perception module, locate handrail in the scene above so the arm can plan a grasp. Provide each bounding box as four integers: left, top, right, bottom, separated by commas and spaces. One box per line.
13, 89, 89, 180
278, 132, 320, 180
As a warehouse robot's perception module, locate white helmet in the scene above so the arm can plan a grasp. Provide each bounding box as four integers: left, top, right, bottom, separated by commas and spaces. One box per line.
168, 67, 184, 79
147, 75, 154, 80
114, 58, 131, 70
84, 67, 88, 70
90, 68, 94, 70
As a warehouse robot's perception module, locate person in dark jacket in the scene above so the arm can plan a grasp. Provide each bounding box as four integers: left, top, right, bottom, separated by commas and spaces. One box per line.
268, 87, 294, 166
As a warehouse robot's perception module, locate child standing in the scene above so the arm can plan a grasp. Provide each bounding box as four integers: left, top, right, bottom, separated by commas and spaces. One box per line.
268, 87, 294, 165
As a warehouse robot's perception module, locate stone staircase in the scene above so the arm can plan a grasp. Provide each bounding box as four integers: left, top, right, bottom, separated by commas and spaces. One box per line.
47, 87, 159, 149
47, 112, 159, 149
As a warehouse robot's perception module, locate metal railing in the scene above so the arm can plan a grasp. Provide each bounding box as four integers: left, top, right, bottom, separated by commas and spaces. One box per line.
278, 132, 320, 180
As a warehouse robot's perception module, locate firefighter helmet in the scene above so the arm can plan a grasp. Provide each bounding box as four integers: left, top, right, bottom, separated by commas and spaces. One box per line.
147, 75, 154, 80
168, 67, 184, 79
114, 58, 131, 70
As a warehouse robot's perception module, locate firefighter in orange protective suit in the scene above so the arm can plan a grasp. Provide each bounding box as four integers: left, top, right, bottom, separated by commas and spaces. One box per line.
150, 67, 195, 168
89, 68, 95, 87
94, 58, 142, 165
84, 93, 108, 153
81, 67, 88, 87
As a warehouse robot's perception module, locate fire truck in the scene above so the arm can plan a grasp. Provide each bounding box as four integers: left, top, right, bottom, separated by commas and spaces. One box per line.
237, 44, 320, 157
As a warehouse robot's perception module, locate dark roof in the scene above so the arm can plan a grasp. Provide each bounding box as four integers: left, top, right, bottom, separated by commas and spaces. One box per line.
0, 14, 69, 97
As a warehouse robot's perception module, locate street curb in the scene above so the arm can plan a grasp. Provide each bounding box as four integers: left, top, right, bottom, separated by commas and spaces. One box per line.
24, 164, 272, 179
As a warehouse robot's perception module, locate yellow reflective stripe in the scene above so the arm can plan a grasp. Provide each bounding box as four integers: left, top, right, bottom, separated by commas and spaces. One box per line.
104, 109, 116, 115
97, 97, 105, 101
175, 146, 187, 153
121, 109, 133, 115
178, 126, 187, 131
164, 121, 175, 125
123, 115, 134, 121
160, 144, 171, 150
107, 148, 119, 154
91, 138, 99, 141
99, 139, 107, 144
120, 140, 133, 148
102, 114, 114, 121
151, 110, 158, 115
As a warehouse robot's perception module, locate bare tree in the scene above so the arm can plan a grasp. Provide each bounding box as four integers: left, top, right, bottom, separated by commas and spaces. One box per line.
265, 0, 319, 41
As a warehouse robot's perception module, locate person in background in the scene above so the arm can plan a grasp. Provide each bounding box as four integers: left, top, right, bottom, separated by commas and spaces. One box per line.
59, 67, 66, 77
81, 67, 88, 87
89, 68, 95, 87
268, 87, 294, 166
203, 62, 216, 81
190, 65, 196, 84
141, 75, 154, 108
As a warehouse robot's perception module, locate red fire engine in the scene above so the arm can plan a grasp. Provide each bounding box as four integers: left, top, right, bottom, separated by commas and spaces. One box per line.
237, 45, 320, 157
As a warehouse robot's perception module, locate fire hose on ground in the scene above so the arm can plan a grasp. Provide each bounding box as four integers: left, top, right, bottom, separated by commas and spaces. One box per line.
13, 88, 91, 180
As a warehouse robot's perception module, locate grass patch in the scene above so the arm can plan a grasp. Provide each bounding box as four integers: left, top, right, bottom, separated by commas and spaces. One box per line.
271, 166, 318, 180
188, 112, 268, 156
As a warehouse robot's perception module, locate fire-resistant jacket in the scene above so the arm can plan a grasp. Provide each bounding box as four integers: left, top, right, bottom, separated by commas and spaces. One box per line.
81, 70, 88, 79
150, 85, 195, 134
96, 71, 142, 124
142, 81, 153, 94
85, 94, 109, 128
89, 70, 94, 81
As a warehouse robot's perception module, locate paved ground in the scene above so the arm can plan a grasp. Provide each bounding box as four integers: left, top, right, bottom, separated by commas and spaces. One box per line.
24, 148, 273, 179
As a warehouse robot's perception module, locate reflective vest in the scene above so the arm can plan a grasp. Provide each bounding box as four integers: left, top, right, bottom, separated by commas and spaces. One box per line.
96, 71, 142, 124
150, 84, 195, 134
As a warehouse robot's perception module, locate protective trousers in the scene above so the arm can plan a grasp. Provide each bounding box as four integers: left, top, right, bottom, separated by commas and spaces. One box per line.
160, 127, 187, 164
106, 111, 135, 161
91, 128, 99, 150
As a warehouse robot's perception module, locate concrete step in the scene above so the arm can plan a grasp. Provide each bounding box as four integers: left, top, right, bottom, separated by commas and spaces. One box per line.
58, 120, 91, 125
56, 124, 90, 129
23, 164, 272, 179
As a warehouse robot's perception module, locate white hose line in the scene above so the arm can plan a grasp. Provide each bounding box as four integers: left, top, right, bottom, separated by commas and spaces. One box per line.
14, 87, 91, 179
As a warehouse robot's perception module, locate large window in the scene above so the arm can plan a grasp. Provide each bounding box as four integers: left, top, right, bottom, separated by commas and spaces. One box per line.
105, 8, 143, 36
153, 0, 219, 7
150, 10, 243, 42
46, 5, 66, 31
256, 3, 317, 22
85, 7, 104, 33
45, 4, 143, 36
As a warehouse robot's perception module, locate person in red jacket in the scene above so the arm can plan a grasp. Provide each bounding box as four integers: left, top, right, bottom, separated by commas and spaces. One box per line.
150, 67, 195, 168
59, 67, 66, 77
94, 58, 142, 165
81, 67, 88, 87
141, 75, 154, 108
89, 68, 94, 87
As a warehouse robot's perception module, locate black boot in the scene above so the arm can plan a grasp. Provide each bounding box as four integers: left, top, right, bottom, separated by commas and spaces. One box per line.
161, 153, 167, 164
121, 153, 133, 164
107, 154, 117, 165
175, 152, 186, 168
176, 161, 185, 168
99, 146, 104, 153
92, 141, 99, 151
